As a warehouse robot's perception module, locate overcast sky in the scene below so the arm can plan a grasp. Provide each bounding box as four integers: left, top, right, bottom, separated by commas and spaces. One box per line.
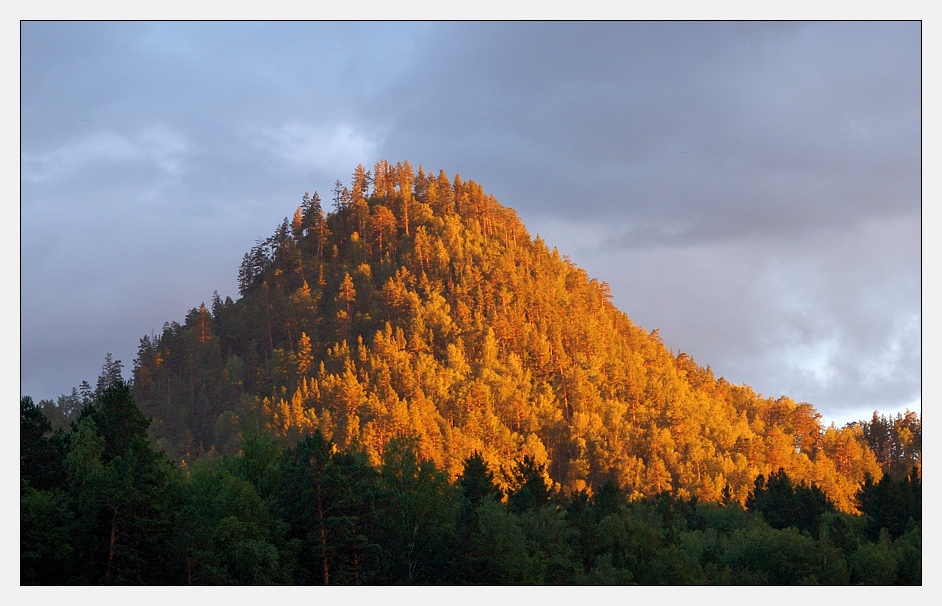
20, 21, 922, 427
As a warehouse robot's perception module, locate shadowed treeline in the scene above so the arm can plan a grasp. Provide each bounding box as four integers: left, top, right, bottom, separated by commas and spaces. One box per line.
22, 388, 920, 585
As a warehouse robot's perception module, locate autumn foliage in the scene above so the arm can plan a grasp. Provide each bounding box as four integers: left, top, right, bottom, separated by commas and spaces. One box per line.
131, 161, 900, 513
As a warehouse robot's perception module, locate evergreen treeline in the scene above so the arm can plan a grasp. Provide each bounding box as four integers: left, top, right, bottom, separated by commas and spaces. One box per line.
21, 387, 921, 585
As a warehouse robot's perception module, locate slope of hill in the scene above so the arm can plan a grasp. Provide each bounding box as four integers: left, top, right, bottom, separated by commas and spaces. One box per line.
132, 160, 886, 512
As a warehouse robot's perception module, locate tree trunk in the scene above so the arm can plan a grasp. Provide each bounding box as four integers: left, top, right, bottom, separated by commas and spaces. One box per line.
316, 479, 329, 585
106, 505, 119, 579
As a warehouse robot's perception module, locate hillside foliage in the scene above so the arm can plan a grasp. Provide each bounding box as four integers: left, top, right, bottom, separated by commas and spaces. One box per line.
124, 160, 915, 513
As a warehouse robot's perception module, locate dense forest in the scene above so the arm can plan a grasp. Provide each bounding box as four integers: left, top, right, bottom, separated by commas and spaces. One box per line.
23, 160, 921, 584
21, 387, 921, 585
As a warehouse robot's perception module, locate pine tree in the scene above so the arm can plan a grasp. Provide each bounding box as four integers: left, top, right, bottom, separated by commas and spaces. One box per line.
95, 353, 125, 399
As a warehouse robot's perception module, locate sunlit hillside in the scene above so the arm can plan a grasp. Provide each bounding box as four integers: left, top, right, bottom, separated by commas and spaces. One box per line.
127, 161, 919, 513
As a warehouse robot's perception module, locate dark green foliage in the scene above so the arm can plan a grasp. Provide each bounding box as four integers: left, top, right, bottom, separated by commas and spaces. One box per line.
848, 537, 897, 584
22, 396, 920, 584
65, 382, 183, 584
745, 468, 835, 538
175, 460, 286, 585
891, 525, 922, 585
470, 498, 538, 584
592, 479, 625, 520
21, 396, 67, 491
374, 438, 460, 584
232, 427, 284, 499
22, 383, 185, 584
646, 543, 709, 584
725, 525, 827, 585
454, 453, 510, 583
856, 468, 921, 541
519, 504, 581, 584
86, 380, 152, 462
20, 483, 74, 584
507, 455, 553, 515
653, 491, 707, 536
20, 395, 76, 584
459, 451, 502, 507
278, 431, 381, 585
818, 511, 865, 557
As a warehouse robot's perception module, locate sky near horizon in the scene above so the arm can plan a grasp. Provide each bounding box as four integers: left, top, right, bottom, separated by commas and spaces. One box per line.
20, 21, 922, 427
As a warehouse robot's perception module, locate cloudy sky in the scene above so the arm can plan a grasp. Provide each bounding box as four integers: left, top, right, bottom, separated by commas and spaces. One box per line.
20, 21, 921, 427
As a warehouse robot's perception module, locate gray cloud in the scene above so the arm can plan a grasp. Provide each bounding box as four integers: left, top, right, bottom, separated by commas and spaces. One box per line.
371, 22, 919, 228
20, 21, 920, 427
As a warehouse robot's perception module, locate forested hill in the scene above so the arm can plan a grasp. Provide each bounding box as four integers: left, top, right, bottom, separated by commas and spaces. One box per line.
130, 160, 911, 513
